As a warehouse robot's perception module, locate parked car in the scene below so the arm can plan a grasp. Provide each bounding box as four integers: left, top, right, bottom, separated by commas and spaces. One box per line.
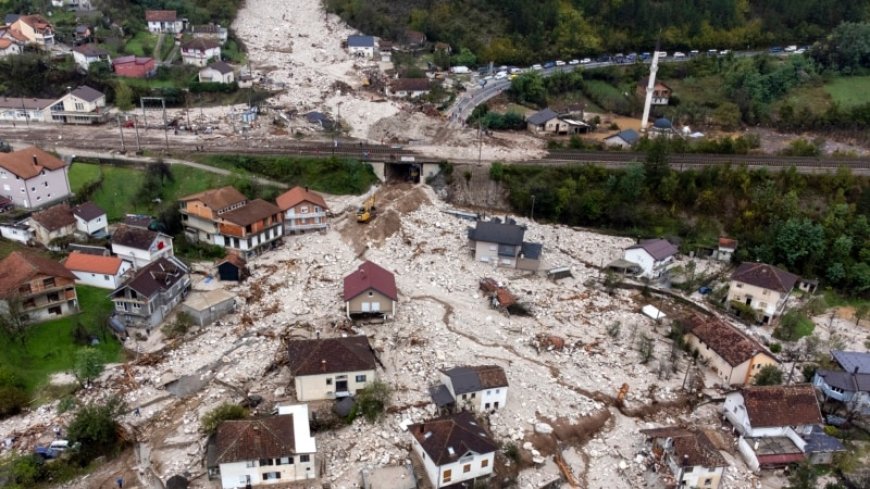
581, 57, 592, 64
656, 51, 668, 58
698, 286, 713, 295
720, 49, 731, 55
531, 63, 543, 70
509, 67, 522, 74
543, 61, 556, 69
689, 49, 700, 57
673, 51, 686, 58
640, 52, 651, 61
784, 45, 798, 52
555, 60, 565, 66
35, 447, 59, 460
568, 59, 580, 65
769, 46, 784, 53
795, 47, 807, 54
595, 55, 610, 63
707, 49, 719, 56
494, 71, 508, 80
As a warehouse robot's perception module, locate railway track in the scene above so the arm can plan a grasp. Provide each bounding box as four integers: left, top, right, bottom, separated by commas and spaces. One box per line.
542, 150, 870, 171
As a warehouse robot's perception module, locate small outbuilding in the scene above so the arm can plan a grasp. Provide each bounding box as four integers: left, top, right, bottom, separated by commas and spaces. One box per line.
180, 289, 237, 326
216, 254, 248, 282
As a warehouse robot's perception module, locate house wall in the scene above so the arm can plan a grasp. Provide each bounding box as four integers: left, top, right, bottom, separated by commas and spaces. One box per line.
813, 375, 870, 414
180, 297, 236, 326
217, 224, 283, 259
605, 136, 632, 149
147, 20, 182, 33
473, 240, 518, 267
218, 455, 316, 488
71, 261, 131, 289
346, 289, 394, 315
198, 69, 234, 84
726, 280, 787, 323
411, 437, 442, 489
624, 248, 673, 279
7, 274, 78, 323
293, 369, 375, 401
410, 436, 493, 489
74, 214, 107, 235
348, 46, 374, 58
0, 224, 32, 244
114, 60, 156, 78
685, 333, 777, 385
113, 274, 190, 328
517, 256, 540, 271
737, 437, 761, 472
0, 166, 71, 209
111, 237, 173, 269
0, 44, 22, 57
678, 465, 724, 489
31, 221, 76, 247
284, 201, 328, 233
182, 47, 221, 67
60, 93, 105, 113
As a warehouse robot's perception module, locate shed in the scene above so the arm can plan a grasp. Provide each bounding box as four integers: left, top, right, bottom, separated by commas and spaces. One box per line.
216, 254, 248, 282
180, 289, 237, 326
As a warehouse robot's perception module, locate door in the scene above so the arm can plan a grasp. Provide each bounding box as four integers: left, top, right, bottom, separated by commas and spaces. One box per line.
336, 379, 348, 392
371, 302, 380, 312
361, 302, 371, 312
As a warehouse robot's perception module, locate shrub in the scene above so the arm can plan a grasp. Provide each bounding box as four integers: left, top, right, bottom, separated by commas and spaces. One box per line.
753, 365, 783, 385
638, 335, 654, 364
774, 311, 815, 341
769, 342, 782, 353
201, 403, 248, 435
606, 321, 621, 338
348, 380, 391, 423
67, 396, 127, 465
503, 442, 519, 462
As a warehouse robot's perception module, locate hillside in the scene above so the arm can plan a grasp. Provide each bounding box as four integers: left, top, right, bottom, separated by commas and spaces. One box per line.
324, 0, 870, 64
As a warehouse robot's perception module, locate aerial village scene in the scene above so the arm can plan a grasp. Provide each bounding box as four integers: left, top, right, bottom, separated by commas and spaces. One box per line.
0, 1, 868, 489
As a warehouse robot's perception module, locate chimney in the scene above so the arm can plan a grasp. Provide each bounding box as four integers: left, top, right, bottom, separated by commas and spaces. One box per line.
305, 186, 309, 192
855, 366, 860, 374
315, 330, 321, 339
683, 454, 689, 466
321, 359, 326, 372
32, 155, 38, 166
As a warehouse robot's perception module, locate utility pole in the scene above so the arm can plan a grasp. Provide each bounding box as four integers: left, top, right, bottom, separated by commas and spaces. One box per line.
117, 115, 126, 152
530, 195, 536, 222
134, 117, 141, 152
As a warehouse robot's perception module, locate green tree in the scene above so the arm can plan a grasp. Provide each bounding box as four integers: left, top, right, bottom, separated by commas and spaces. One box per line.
785, 460, 817, 489
855, 303, 870, 326
73, 348, 105, 387
452, 47, 477, 67
349, 380, 392, 423
644, 136, 670, 189
754, 364, 783, 385
67, 396, 127, 465
713, 102, 742, 130
510, 72, 546, 107
0, 294, 28, 345
775, 311, 816, 341
811, 22, 870, 73
200, 403, 248, 435
114, 80, 134, 112
0, 366, 29, 419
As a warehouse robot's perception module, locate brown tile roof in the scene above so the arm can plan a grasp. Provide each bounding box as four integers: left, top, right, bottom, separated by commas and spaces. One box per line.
640, 426, 727, 468
0, 97, 55, 110
179, 186, 247, 211
111, 225, 163, 251
145, 10, 177, 22
123, 214, 153, 229
0, 38, 12, 49
213, 416, 296, 464
72, 202, 105, 221
389, 78, 431, 92
31, 203, 76, 231
0, 251, 75, 296
220, 199, 281, 227
742, 384, 822, 428
343, 260, 397, 301
685, 315, 774, 367
731, 262, 798, 293
17, 15, 51, 30
275, 186, 328, 212
113, 257, 187, 299
719, 237, 738, 249
73, 44, 108, 57
286, 335, 376, 376
217, 253, 247, 269
408, 412, 497, 465
182, 38, 220, 51
64, 251, 122, 275
0, 146, 66, 180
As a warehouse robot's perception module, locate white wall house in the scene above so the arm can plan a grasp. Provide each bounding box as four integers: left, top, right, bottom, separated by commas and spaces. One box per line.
347, 35, 376, 58
72, 202, 107, 237
110, 225, 174, 269
145, 10, 183, 33
198, 61, 235, 84
181, 39, 221, 67
64, 252, 132, 289
72, 44, 111, 71
813, 350, 870, 416
435, 365, 508, 412
0, 221, 33, 244
409, 412, 497, 488
286, 336, 377, 401
682, 315, 779, 386
209, 404, 317, 488
623, 239, 678, 279
0, 146, 72, 209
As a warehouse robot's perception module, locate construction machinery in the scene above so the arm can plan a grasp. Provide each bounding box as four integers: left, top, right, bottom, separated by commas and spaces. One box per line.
357, 194, 377, 223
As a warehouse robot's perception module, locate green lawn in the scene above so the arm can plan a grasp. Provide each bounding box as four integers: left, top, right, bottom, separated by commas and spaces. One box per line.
0, 285, 123, 393
824, 76, 870, 109
69, 163, 242, 221
124, 31, 157, 57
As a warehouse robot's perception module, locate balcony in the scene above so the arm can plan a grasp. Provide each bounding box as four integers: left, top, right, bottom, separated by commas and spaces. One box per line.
287, 211, 327, 219
286, 222, 328, 231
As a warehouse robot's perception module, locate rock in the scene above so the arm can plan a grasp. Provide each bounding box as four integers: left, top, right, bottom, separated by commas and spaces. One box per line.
534, 423, 553, 435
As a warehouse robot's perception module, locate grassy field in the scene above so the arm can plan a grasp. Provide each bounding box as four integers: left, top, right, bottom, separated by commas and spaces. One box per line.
124, 31, 157, 57
0, 285, 123, 393
824, 76, 870, 109
69, 162, 244, 221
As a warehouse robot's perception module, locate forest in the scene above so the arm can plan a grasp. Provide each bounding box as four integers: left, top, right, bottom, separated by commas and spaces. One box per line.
489, 146, 870, 295
324, 0, 870, 65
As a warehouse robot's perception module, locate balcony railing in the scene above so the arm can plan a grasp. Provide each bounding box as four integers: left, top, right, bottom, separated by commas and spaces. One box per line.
286, 222, 328, 231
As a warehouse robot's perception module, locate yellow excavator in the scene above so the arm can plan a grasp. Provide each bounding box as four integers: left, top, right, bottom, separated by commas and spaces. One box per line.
357, 194, 377, 223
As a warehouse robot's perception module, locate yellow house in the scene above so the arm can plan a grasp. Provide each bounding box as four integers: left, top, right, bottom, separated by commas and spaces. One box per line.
684, 315, 778, 386
286, 335, 377, 401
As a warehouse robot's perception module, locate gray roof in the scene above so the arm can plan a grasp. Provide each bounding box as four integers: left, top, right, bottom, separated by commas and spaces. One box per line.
4, 14, 19, 25
607, 129, 640, 145
803, 425, 845, 454
205, 61, 233, 75
430, 384, 455, 407
832, 350, 870, 374
469, 219, 525, 246
627, 239, 678, 261
70, 85, 104, 103
442, 365, 508, 395
521, 242, 543, 260
653, 117, 673, 129
527, 108, 558, 126
816, 370, 870, 392
347, 35, 375, 48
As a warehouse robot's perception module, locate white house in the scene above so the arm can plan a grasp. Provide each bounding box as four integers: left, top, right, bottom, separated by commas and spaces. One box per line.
409, 412, 497, 488
0, 38, 22, 57
110, 224, 174, 269
623, 238, 678, 279
432, 365, 508, 412
727, 262, 798, 325
0, 146, 72, 209
0, 220, 33, 244
72, 201, 107, 237
467, 217, 543, 271
51, 86, 109, 125
181, 38, 221, 67
72, 44, 110, 71
207, 404, 317, 488
286, 335, 377, 401
723, 385, 822, 471
386, 78, 431, 98
145, 10, 183, 33
715, 236, 737, 262
198, 61, 235, 84
64, 251, 132, 289
111, 256, 190, 328
347, 35, 376, 58
604, 129, 640, 148
640, 427, 728, 489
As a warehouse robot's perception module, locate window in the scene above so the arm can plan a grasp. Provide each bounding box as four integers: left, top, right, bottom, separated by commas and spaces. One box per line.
245, 461, 256, 468
356, 374, 366, 382
300, 454, 310, 462
471, 393, 476, 398
278, 456, 293, 464
18, 284, 31, 294
0, 171, 5, 178
762, 289, 769, 296
704, 479, 712, 486
44, 277, 56, 288
43, 181, 48, 187
735, 283, 743, 288
442, 469, 452, 483
30, 186, 35, 191
463, 464, 471, 473
74, 102, 84, 111
496, 389, 500, 394
485, 403, 490, 409
481, 459, 489, 468
486, 390, 491, 395
263, 472, 281, 480
326, 378, 333, 385
259, 458, 274, 466
104, 275, 110, 280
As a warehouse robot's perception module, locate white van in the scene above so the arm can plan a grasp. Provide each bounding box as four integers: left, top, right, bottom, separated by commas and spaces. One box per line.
450, 66, 471, 74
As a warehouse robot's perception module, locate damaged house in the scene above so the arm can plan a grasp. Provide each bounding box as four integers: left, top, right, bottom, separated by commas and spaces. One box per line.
640, 426, 728, 489
286, 335, 377, 402
408, 412, 497, 488
110, 256, 191, 328
467, 217, 542, 271
431, 365, 508, 413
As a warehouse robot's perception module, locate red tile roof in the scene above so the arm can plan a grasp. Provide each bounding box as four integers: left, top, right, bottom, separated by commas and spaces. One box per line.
213, 415, 296, 464
742, 384, 822, 428
731, 262, 798, 293
719, 237, 738, 249
286, 335, 377, 376
64, 251, 123, 275
0, 146, 66, 180
343, 260, 397, 301
179, 186, 247, 211
685, 315, 774, 367
275, 186, 328, 212
0, 251, 75, 296
145, 10, 177, 22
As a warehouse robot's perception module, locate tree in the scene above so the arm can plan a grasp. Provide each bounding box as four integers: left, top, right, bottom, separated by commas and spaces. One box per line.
644, 136, 670, 189
67, 396, 126, 465
0, 295, 29, 345
200, 403, 248, 435
775, 311, 816, 341
855, 303, 869, 326
73, 348, 105, 387
754, 365, 783, 385
0, 366, 29, 419
713, 102, 742, 130
451, 47, 477, 67
114, 80, 133, 112
510, 72, 546, 107
785, 460, 817, 489
349, 380, 392, 423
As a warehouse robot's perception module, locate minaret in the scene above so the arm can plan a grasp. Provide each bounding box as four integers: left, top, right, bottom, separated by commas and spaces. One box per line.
640, 41, 661, 133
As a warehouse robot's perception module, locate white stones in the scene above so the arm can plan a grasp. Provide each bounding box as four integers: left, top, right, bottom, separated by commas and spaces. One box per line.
534, 423, 553, 435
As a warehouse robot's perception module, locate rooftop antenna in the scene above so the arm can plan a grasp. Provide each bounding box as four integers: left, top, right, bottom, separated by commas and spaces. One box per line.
640, 38, 661, 134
